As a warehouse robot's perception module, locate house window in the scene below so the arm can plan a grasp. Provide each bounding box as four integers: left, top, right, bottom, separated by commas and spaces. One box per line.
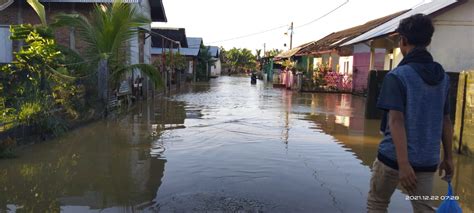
344, 61, 349, 75
0, 26, 13, 63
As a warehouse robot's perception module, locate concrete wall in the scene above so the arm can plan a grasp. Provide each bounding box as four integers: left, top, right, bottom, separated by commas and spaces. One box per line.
330, 52, 340, 71
0, 26, 12, 63
352, 44, 386, 93
429, 0, 474, 72
210, 58, 221, 77
0, 3, 92, 55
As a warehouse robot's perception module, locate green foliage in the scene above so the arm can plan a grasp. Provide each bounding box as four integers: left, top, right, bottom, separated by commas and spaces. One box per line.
9, 24, 53, 40
196, 45, 216, 81
0, 25, 81, 137
18, 102, 42, 123
265, 49, 282, 57
221, 47, 256, 73
27, 0, 47, 26
153, 51, 187, 72
52, 0, 163, 91
282, 59, 294, 70
312, 63, 332, 87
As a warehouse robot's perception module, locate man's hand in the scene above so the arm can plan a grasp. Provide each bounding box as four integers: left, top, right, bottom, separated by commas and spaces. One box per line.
399, 162, 417, 194
439, 159, 454, 181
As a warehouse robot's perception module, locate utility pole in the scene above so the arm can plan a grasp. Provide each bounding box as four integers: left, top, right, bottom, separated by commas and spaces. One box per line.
289, 22, 294, 50
263, 43, 266, 57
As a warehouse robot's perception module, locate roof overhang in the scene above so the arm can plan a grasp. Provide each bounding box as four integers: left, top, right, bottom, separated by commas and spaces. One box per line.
150, 0, 167, 22
2, 0, 167, 22
150, 27, 188, 48
342, 0, 462, 46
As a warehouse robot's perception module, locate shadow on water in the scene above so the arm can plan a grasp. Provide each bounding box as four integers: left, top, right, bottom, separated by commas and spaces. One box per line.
0, 98, 173, 212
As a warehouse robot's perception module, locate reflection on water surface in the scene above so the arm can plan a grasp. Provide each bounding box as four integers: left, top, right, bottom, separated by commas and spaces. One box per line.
0, 76, 472, 212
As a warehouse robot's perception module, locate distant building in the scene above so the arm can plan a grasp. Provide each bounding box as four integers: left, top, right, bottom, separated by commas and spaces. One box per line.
208, 46, 221, 77
295, 10, 407, 93
150, 27, 203, 84
343, 0, 474, 74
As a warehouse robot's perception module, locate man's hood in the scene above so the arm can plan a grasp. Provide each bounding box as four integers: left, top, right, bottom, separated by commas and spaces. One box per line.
409, 62, 446, 85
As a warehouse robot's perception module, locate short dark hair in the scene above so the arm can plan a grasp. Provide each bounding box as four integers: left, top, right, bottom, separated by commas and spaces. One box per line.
396, 14, 434, 46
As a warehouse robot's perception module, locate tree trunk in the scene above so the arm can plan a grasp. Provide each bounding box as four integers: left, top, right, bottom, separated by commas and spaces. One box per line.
98, 59, 109, 104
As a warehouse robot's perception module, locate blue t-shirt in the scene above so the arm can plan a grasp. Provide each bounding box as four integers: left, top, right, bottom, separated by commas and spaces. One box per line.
376, 64, 450, 172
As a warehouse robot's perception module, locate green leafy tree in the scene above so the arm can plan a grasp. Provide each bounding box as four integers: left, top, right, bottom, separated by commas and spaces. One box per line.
196, 45, 216, 81
52, 0, 163, 104
222, 48, 256, 73
153, 51, 187, 72
0, 27, 79, 136
265, 49, 282, 57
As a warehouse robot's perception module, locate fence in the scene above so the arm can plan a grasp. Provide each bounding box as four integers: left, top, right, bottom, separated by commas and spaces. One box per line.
300, 72, 353, 93
454, 70, 474, 156
364, 70, 460, 121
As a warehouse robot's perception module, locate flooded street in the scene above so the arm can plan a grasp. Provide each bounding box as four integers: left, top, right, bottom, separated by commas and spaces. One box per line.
0, 76, 472, 212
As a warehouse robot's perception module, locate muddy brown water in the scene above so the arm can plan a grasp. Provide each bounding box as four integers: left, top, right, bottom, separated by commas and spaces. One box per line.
0, 76, 472, 212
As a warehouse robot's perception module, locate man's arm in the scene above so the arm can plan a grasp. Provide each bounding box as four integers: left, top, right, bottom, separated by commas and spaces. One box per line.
439, 115, 454, 180
389, 110, 417, 193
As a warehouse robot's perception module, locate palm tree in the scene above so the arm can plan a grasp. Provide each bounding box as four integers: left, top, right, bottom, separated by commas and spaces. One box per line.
52, 0, 162, 104
197, 45, 216, 81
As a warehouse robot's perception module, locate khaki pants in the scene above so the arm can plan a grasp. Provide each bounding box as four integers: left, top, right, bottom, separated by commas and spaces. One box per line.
367, 159, 435, 213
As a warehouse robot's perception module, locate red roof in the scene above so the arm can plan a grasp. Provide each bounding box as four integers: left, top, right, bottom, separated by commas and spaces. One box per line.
296, 10, 409, 56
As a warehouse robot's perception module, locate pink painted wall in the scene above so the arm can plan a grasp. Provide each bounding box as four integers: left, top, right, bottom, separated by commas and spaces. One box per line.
352, 52, 385, 93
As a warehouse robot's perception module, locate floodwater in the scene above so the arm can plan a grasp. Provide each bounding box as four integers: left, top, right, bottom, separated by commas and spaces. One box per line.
0, 76, 472, 212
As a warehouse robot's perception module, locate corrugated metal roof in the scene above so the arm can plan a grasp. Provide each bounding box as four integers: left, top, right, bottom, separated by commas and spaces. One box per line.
151, 37, 202, 57
151, 28, 188, 48
343, 0, 458, 46
275, 46, 304, 59
187, 37, 203, 49
274, 41, 315, 59
297, 10, 408, 55
207, 46, 219, 58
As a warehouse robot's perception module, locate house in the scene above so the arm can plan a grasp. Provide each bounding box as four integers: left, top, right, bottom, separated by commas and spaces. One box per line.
0, 0, 167, 97
343, 0, 474, 74
295, 10, 408, 93
150, 28, 203, 83
149, 27, 188, 91
207, 46, 221, 78
274, 42, 313, 72
273, 43, 313, 89
342, 0, 474, 118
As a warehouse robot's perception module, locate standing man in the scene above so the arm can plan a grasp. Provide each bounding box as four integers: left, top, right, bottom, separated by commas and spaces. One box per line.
367, 14, 454, 212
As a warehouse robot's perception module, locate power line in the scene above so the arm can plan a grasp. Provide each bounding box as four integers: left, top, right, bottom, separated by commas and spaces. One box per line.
295, 0, 349, 29
207, 24, 288, 44
207, 0, 350, 44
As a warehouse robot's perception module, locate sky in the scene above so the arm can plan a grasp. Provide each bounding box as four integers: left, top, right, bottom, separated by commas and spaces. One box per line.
152, 0, 428, 52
